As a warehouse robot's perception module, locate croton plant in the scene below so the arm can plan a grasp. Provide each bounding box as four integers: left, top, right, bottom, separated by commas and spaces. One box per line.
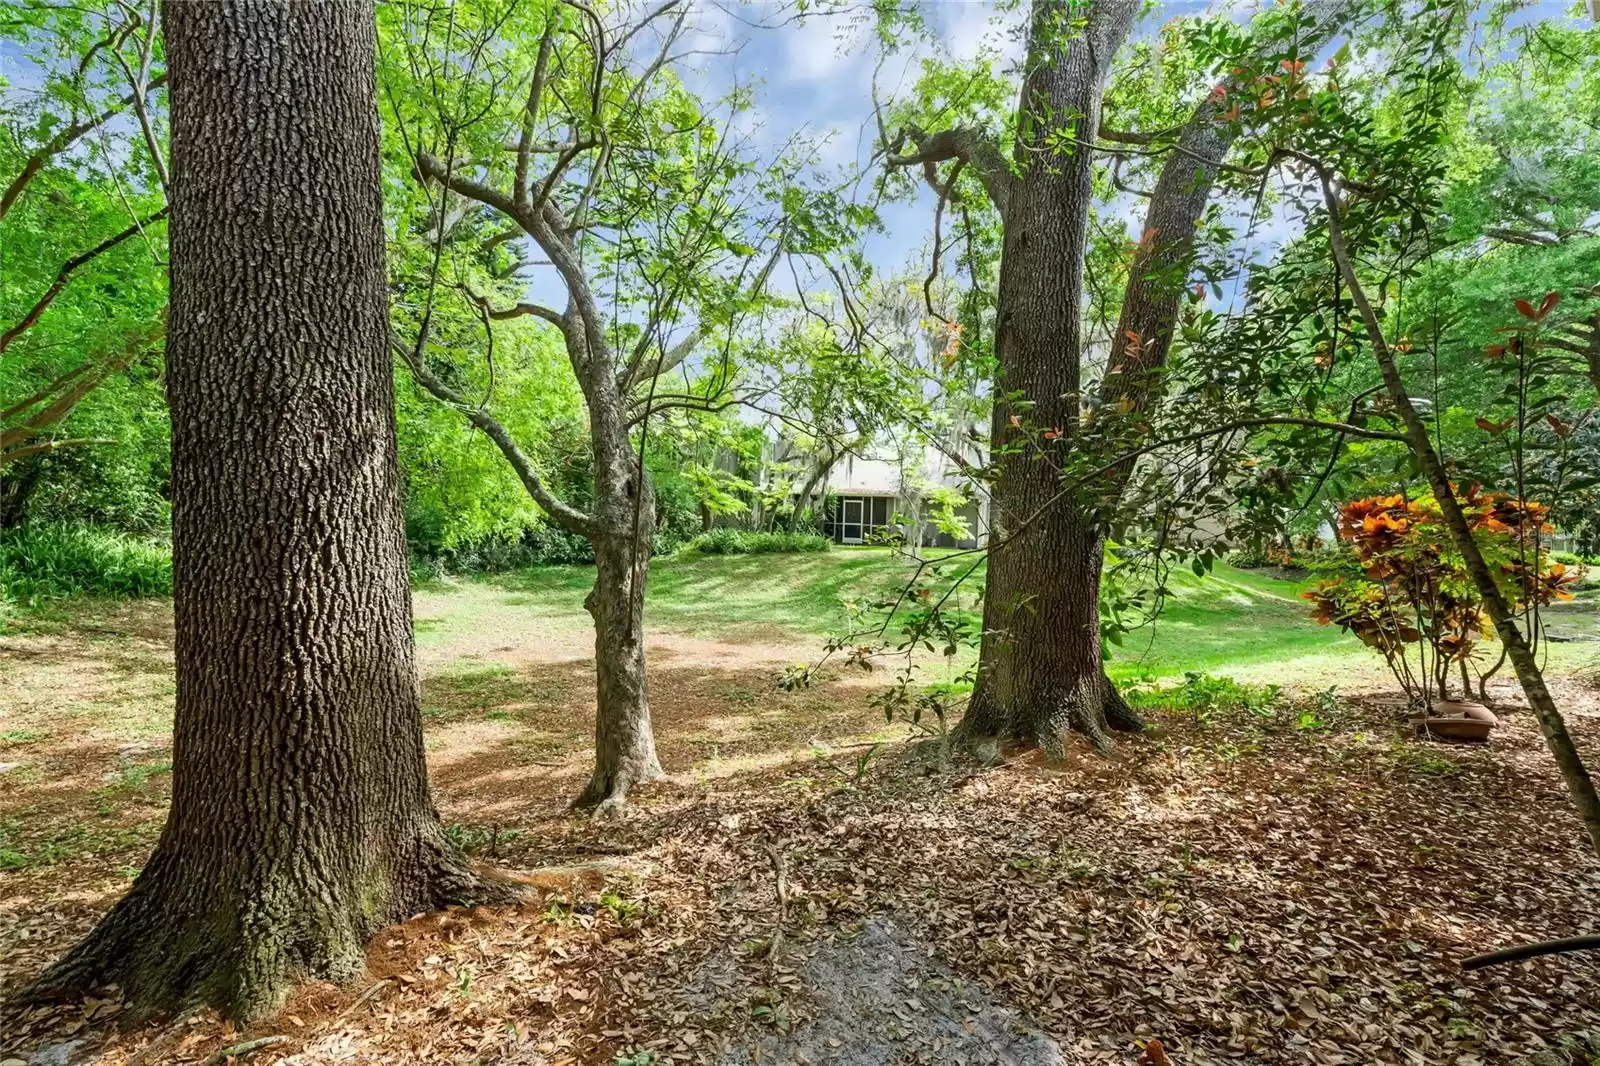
1304, 488, 1583, 707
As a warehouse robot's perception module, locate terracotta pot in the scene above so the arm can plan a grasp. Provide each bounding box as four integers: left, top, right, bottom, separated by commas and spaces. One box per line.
1431, 698, 1498, 728
1411, 715, 1493, 742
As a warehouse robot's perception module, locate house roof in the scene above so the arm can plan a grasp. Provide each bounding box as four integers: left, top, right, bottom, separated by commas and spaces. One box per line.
826, 455, 903, 496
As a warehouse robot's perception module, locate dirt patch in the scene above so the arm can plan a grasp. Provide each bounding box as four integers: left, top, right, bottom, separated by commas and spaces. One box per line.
715, 918, 1065, 1066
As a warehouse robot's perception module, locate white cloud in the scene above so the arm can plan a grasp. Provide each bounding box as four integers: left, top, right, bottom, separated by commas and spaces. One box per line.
780, 9, 870, 85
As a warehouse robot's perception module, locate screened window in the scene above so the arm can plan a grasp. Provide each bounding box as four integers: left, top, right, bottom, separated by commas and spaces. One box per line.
824, 496, 897, 543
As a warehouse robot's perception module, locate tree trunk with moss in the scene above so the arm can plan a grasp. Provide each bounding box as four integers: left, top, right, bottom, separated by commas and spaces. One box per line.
20, 0, 506, 1022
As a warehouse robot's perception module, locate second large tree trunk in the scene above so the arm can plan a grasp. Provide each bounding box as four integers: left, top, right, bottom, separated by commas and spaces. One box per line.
1320, 177, 1600, 860
20, 0, 505, 1022
958, 0, 1139, 756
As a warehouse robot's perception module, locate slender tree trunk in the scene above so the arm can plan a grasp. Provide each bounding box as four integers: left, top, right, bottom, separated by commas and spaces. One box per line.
18, 0, 508, 1022
575, 526, 665, 812
958, 0, 1139, 756
1320, 175, 1600, 860
902, 492, 924, 559
0, 454, 42, 527
787, 448, 837, 532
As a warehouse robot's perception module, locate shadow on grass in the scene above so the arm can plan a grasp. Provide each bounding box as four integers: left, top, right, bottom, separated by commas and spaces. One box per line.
421, 654, 895, 816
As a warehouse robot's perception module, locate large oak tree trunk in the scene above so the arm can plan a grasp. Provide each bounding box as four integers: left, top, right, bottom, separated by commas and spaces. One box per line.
20, 0, 506, 1021
959, 0, 1139, 756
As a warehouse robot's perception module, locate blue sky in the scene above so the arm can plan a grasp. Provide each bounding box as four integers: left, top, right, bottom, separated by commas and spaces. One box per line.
668, 0, 1221, 281
6, 0, 1586, 317
634, 0, 1588, 315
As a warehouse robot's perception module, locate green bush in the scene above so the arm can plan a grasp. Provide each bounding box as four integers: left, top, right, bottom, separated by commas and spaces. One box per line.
1225, 545, 1273, 569
410, 522, 702, 580
689, 529, 829, 556
0, 523, 173, 600
1125, 671, 1281, 721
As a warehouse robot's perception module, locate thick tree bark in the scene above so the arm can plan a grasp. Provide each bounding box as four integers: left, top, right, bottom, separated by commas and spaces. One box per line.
19, 0, 507, 1022
1319, 174, 1600, 860
958, 0, 1140, 756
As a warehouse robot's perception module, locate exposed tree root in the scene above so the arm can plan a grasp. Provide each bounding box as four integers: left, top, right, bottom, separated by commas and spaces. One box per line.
17, 844, 518, 1024
1103, 672, 1147, 733
956, 681, 1123, 761
571, 758, 665, 816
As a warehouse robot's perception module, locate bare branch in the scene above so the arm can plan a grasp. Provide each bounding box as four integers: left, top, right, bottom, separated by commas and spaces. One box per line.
514, 18, 559, 207
392, 335, 596, 535
462, 288, 566, 329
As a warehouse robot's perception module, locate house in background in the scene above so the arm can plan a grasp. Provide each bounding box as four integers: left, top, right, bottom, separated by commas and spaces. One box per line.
765, 426, 992, 549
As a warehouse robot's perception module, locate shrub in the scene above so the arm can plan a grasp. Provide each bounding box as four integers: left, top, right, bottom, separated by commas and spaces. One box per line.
1225, 545, 1274, 569
409, 521, 701, 580
1125, 671, 1281, 723
688, 529, 829, 556
1304, 490, 1579, 707
0, 523, 173, 600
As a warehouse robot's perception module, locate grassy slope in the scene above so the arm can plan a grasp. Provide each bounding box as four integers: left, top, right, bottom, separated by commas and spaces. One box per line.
450, 546, 1595, 687
427, 548, 1369, 686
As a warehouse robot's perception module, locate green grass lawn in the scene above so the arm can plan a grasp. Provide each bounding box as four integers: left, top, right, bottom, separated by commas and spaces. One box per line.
436, 546, 1595, 688
492, 545, 903, 637
418, 548, 1367, 686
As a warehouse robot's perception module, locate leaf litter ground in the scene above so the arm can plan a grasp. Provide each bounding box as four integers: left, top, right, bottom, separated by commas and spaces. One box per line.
1, 594, 1598, 1066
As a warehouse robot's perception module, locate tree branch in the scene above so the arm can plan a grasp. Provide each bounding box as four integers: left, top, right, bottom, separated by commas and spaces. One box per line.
1096, 121, 1186, 145
107, 0, 168, 194
884, 125, 1012, 221
0, 74, 168, 223
0, 206, 170, 356
619, 231, 788, 395
462, 288, 566, 329
514, 19, 559, 208
0, 320, 162, 459
0, 436, 118, 467
392, 336, 595, 535
1485, 227, 1557, 247
415, 152, 525, 225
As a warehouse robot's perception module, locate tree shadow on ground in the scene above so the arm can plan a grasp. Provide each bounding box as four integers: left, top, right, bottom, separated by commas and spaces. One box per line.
421, 655, 897, 826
